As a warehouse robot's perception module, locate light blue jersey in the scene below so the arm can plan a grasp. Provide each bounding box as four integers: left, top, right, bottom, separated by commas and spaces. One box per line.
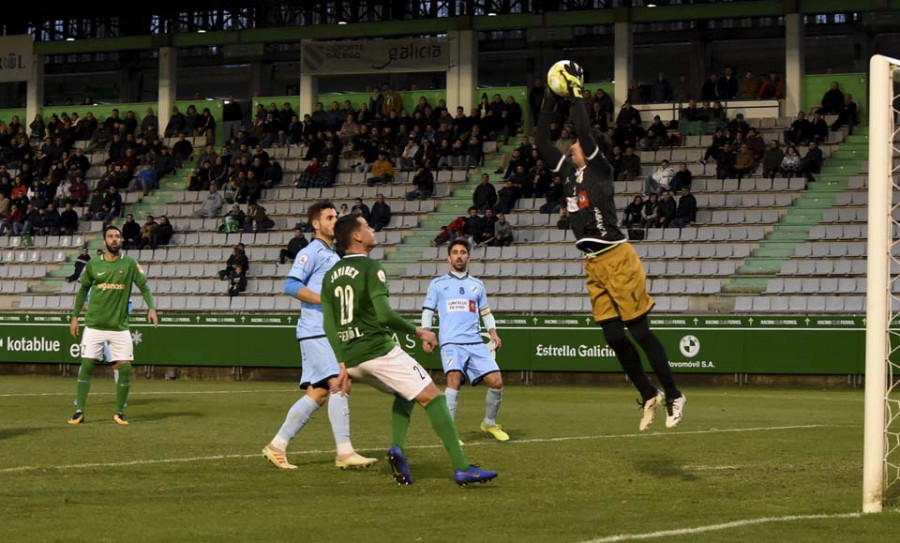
287, 238, 340, 340
423, 273, 491, 346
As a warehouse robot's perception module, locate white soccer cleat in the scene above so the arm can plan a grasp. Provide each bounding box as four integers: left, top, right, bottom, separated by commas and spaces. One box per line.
262, 444, 298, 469
639, 392, 663, 431
665, 395, 686, 429
335, 452, 378, 470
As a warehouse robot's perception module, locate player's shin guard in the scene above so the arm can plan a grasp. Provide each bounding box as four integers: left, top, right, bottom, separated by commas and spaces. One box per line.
114, 364, 132, 413
601, 320, 658, 402
445, 388, 459, 421
483, 387, 502, 427
328, 392, 354, 457
75, 359, 96, 411
391, 396, 415, 454
272, 395, 320, 451
628, 317, 681, 400
424, 396, 469, 471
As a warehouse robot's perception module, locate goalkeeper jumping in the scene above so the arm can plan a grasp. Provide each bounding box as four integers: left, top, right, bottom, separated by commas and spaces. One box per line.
536, 62, 686, 430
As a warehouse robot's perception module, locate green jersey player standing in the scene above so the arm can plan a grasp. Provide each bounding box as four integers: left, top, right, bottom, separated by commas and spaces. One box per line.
68, 225, 157, 425
322, 213, 498, 486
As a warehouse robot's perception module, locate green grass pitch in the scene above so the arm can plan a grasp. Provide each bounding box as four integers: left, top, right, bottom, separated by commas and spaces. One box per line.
1, 375, 898, 542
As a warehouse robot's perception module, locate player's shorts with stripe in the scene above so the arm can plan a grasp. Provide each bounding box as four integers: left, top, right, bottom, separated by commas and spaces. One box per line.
347, 346, 432, 401
440, 342, 498, 386
80, 327, 134, 362
299, 336, 340, 389
584, 242, 654, 323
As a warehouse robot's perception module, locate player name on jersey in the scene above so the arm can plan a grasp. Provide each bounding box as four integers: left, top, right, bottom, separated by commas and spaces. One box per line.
329, 265, 360, 282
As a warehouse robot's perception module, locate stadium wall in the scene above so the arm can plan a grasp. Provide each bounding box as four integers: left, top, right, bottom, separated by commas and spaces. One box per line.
0, 314, 863, 374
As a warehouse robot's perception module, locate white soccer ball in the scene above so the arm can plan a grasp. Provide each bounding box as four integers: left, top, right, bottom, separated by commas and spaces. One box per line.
547, 60, 583, 98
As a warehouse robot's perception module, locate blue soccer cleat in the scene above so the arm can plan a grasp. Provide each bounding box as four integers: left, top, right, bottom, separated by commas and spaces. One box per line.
387, 446, 413, 485
455, 465, 498, 486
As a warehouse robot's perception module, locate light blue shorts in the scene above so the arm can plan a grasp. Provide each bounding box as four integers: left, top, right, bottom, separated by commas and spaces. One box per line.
439, 343, 499, 386
299, 336, 340, 389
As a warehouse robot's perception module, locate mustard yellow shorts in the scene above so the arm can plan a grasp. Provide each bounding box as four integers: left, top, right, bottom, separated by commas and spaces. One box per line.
584, 243, 655, 323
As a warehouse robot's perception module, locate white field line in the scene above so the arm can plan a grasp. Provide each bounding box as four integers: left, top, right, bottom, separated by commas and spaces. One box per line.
0, 424, 827, 474
0, 389, 299, 398
580, 512, 863, 543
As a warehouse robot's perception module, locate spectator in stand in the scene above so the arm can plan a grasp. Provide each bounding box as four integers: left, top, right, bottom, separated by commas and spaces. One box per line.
366, 151, 395, 186
139, 215, 158, 247
493, 213, 514, 247
619, 147, 642, 181
165, 107, 186, 137
68, 177, 88, 206
477, 208, 498, 247
651, 73, 674, 103
642, 116, 668, 151
644, 159, 675, 195
679, 100, 706, 136
780, 146, 803, 179
369, 194, 391, 232
172, 133, 194, 164
670, 187, 698, 228
399, 137, 419, 170
227, 264, 248, 298
700, 127, 731, 165
831, 93, 858, 133
351, 197, 371, 223
58, 201, 78, 235
279, 225, 309, 265
717, 67, 739, 100
784, 111, 811, 146
0, 193, 8, 219
622, 195, 645, 228
154, 147, 176, 179
727, 113, 750, 138
820, 82, 845, 115
296, 156, 322, 188
222, 96, 243, 142
247, 203, 274, 233
504, 95, 523, 136
473, 173, 497, 212
220, 204, 245, 233
0, 204, 23, 236
757, 71, 784, 100
616, 101, 642, 129
121, 213, 140, 249
745, 128, 765, 160
701, 74, 719, 101
461, 207, 483, 244
219, 244, 250, 280
715, 143, 737, 180
406, 166, 435, 201
670, 163, 693, 193
656, 190, 676, 228
66, 248, 92, 282
194, 185, 224, 218
430, 215, 466, 247
495, 180, 520, 215
762, 140, 784, 179
19, 204, 41, 236
801, 141, 824, 182
236, 171, 261, 205
43, 203, 60, 235
670, 75, 689, 103
739, 71, 759, 100
539, 174, 565, 214
809, 112, 829, 143
148, 215, 173, 248
733, 144, 756, 181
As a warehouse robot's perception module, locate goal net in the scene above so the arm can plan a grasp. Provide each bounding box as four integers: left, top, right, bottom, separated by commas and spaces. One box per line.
864, 54, 900, 513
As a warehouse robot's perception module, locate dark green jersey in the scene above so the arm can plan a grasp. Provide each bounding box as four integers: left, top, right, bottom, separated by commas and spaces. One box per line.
322, 254, 403, 367
75, 255, 154, 331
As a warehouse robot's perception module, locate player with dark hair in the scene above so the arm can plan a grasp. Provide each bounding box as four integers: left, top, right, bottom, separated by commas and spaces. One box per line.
422, 238, 508, 442
536, 63, 686, 430
323, 213, 498, 486
68, 225, 157, 425
262, 202, 377, 470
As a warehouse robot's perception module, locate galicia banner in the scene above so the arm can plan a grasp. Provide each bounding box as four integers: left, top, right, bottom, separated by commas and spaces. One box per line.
301, 37, 458, 75
0, 35, 32, 83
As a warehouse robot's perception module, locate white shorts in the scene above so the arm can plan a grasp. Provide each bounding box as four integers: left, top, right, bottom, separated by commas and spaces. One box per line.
347, 346, 433, 401
80, 328, 134, 362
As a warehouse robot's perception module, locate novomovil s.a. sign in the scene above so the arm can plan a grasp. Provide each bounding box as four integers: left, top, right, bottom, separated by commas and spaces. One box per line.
0, 35, 32, 83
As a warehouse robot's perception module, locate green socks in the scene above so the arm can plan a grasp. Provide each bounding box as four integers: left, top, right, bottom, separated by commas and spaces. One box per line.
115, 364, 132, 413
424, 395, 469, 471
391, 396, 415, 454
75, 359, 96, 411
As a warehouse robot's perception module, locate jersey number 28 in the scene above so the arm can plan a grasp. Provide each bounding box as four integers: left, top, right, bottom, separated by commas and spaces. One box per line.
334, 285, 355, 325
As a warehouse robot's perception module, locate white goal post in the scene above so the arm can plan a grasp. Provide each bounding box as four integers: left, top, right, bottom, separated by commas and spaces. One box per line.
864, 54, 900, 514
